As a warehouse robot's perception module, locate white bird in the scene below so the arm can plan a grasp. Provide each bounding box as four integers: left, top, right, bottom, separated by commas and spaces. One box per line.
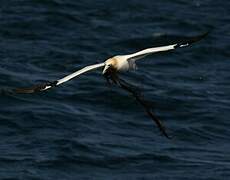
14, 32, 208, 138
14, 32, 208, 94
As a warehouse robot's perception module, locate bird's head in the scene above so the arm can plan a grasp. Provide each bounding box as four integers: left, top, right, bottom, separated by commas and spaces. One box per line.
102, 58, 117, 75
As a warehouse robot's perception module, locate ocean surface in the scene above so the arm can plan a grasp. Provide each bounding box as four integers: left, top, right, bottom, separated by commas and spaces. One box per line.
0, 0, 230, 179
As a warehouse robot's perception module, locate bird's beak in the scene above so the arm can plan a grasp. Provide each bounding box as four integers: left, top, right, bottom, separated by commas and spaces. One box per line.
102, 64, 110, 74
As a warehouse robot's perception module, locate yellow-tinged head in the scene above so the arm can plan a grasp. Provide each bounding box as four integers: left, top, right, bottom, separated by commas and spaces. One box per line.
102, 57, 118, 74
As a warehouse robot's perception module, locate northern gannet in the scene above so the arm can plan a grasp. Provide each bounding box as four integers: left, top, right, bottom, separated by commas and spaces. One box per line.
14, 32, 208, 138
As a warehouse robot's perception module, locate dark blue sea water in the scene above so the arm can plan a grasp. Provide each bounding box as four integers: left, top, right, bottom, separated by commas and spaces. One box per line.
0, 0, 230, 179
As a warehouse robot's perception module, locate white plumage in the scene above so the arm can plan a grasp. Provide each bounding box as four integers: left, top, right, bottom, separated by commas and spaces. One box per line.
13, 32, 208, 138
14, 32, 208, 93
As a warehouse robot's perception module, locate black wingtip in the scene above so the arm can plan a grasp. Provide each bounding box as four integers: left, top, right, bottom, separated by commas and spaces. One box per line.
13, 81, 58, 94
175, 31, 209, 49
14, 87, 37, 94
13, 84, 47, 94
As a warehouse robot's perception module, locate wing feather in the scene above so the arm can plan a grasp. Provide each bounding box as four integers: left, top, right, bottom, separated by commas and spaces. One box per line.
14, 63, 105, 93
126, 32, 209, 62
56, 63, 105, 85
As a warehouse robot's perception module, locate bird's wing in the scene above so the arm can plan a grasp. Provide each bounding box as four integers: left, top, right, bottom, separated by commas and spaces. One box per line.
14, 63, 105, 93
126, 32, 208, 62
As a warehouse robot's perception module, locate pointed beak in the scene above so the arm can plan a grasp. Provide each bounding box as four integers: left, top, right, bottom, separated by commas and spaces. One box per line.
102, 64, 110, 74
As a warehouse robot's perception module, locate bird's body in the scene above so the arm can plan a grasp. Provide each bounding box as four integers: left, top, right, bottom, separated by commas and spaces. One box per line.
103, 44, 177, 73
13, 32, 208, 138
104, 55, 132, 72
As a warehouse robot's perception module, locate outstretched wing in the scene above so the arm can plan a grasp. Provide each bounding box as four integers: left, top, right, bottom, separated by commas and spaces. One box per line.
14, 63, 105, 93
126, 32, 209, 62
